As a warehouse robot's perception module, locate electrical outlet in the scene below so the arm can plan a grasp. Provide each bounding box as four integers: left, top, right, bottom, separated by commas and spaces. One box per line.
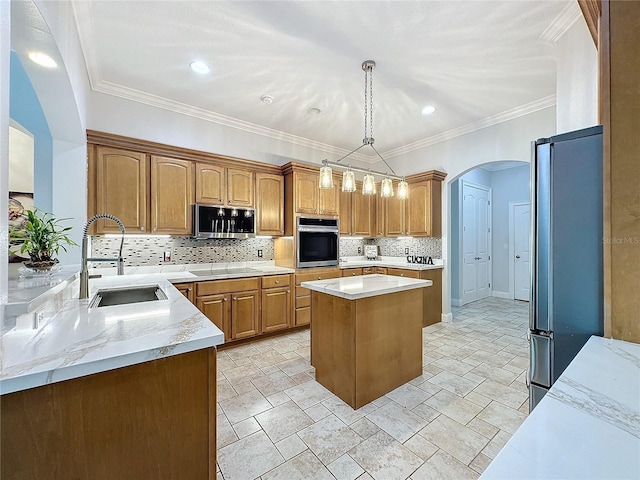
357, 247, 362, 254
257, 249, 263, 258
163, 251, 171, 262
34, 307, 45, 329
405, 247, 409, 255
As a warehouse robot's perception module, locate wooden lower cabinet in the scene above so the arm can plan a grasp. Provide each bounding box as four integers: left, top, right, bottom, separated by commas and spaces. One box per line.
231, 290, 260, 339
294, 268, 341, 327
1, 348, 217, 480
262, 286, 291, 333
174, 282, 195, 303
387, 267, 443, 326
197, 293, 231, 340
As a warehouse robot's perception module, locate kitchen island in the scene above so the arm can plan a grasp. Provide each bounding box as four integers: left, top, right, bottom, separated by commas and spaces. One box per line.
301, 274, 432, 409
1, 273, 224, 480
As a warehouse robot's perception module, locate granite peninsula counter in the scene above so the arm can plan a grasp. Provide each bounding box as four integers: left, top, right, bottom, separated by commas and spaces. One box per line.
302, 274, 432, 408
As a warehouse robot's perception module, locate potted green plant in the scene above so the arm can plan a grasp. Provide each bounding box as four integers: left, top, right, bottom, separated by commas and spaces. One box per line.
9, 209, 77, 271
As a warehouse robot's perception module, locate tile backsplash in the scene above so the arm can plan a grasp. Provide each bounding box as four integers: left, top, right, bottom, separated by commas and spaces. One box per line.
340, 237, 441, 258
91, 235, 442, 268
90, 236, 275, 267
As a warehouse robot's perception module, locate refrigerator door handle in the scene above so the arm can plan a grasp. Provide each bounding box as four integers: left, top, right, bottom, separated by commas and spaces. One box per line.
530, 337, 537, 384
525, 367, 531, 389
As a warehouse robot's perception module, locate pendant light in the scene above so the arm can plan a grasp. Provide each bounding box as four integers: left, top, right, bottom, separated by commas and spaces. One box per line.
318, 60, 408, 200
380, 177, 394, 198
397, 178, 409, 200
342, 168, 356, 192
319, 160, 334, 189
362, 172, 376, 195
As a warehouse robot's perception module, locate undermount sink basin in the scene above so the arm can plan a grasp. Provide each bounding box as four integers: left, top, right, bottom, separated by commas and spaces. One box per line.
190, 267, 261, 277
90, 285, 168, 308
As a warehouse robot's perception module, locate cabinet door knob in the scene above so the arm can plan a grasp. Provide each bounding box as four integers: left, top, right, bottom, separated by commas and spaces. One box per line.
187, 287, 192, 291
275, 280, 280, 284
223, 297, 227, 302
318, 276, 321, 280
140, 226, 145, 231
233, 297, 237, 301
287, 290, 290, 293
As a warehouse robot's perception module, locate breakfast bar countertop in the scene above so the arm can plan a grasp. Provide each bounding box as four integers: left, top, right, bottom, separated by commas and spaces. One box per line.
480, 336, 640, 480
301, 273, 432, 300
0, 273, 224, 396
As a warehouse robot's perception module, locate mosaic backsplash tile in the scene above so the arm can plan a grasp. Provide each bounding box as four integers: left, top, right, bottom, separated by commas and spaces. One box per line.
339, 237, 441, 258
91, 235, 441, 268
90, 236, 275, 268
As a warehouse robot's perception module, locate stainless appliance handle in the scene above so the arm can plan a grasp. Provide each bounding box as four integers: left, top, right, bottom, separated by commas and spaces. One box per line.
530, 335, 537, 384
297, 225, 339, 233
530, 141, 537, 331
525, 367, 531, 388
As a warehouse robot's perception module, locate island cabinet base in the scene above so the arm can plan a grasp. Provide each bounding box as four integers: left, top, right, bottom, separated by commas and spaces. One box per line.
311, 289, 423, 409
1, 348, 217, 480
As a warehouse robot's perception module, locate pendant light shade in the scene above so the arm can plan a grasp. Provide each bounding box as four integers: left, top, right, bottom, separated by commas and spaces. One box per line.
319, 160, 334, 189
342, 168, 356, 192
397, 179, 409, 200
362, 173, 376, 195
380, 177, 394, 198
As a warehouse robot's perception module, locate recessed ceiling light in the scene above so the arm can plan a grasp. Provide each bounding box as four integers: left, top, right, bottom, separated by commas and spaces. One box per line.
421, 105, 436, 116
307, 107, 321, 115
189, 61, 210, 75
260, 95, 274, 104
28, 51, 57, 69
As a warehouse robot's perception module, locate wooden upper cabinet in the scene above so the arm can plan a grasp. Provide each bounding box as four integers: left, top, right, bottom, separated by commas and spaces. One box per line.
256, 173, 284, 236
195, 163, 225, 205
227, 168, 255, 207
352, 189, 375, 237
319, 179, 340, 216
94, 146, 148, 234
150, 156, 194, 235
406, 176, 444, 237
294, 172, 319, 215
195, 164, 254, 207
339, 187, 352, 235
385, 195, 406, 236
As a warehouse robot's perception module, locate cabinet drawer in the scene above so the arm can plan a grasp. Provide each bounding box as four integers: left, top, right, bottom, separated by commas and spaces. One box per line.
295, 268, 340, 285
362, 267, 376, 275
295, 306, 311, 326
262, 274, 291, 289
386, 268, 421, 279
296, 286, 310, 297
375, 267, 388, 275
341, 268, 363, 277
296, 295, 311, 309
196, 277, 260, 296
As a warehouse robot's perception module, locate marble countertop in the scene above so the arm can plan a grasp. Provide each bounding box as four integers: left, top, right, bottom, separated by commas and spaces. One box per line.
0, 273, 224, 395
339, 256, 444, 271
301, 274, 432, 300
480, 336, 640, 480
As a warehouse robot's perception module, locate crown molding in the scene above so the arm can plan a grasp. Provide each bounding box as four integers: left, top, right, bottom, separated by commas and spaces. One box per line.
540, 1, 582, 43
382, 95, 557, 159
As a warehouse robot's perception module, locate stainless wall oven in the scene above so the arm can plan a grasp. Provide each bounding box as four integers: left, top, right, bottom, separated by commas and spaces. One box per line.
296, 217, 339, 268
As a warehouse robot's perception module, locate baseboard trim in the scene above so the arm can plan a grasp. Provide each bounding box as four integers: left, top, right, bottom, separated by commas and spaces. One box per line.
451, 298, 463, 307
492, 291, 511, 299
441, 312, 453, 323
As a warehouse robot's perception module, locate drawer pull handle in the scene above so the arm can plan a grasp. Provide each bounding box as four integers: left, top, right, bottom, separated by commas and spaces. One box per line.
275, 280, 279, 284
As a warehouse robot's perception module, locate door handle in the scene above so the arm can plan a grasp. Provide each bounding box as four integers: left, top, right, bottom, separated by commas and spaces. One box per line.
516, 255, 521, 259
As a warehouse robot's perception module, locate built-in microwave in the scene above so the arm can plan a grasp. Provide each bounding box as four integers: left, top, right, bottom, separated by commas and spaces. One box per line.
194, 204, 255, 239
296, 217, 339, 268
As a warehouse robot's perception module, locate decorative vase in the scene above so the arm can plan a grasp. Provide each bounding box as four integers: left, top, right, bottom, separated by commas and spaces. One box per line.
23, 258, 59, 272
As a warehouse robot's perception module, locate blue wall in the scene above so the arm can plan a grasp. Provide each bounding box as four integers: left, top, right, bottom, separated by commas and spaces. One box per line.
9, 51, 53, 212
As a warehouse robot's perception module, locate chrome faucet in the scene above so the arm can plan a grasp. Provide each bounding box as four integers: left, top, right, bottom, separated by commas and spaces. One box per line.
80, 214, 126, 299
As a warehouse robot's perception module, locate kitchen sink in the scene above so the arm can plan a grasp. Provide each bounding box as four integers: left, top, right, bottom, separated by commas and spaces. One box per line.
190, 267, 262, 277
90, 285, 168, 308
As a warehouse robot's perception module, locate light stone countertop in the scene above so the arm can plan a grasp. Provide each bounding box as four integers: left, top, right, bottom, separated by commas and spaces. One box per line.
339, 256, 444, 271
301, 273, 432, 300
480, 336, 640, 480
0, 273, 224, 395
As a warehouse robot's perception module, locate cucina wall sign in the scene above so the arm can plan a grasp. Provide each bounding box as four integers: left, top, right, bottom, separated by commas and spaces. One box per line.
407, 255, 434, 265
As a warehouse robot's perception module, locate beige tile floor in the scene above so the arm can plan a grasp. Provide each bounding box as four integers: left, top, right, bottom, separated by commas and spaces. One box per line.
216, 297, 529, 480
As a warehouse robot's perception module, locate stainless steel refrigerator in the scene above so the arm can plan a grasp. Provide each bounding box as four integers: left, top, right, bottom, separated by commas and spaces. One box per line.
528, 125, 604, 411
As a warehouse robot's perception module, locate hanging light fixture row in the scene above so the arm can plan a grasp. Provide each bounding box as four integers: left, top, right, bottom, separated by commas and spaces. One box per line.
318, 60, 409, 200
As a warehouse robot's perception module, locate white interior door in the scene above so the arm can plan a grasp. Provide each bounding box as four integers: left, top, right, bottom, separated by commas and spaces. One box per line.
462, 182, 492, 305
513, 203, 530, 301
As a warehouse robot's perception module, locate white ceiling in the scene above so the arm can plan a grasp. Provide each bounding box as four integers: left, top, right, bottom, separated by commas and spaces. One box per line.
70, 0, 571, 163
